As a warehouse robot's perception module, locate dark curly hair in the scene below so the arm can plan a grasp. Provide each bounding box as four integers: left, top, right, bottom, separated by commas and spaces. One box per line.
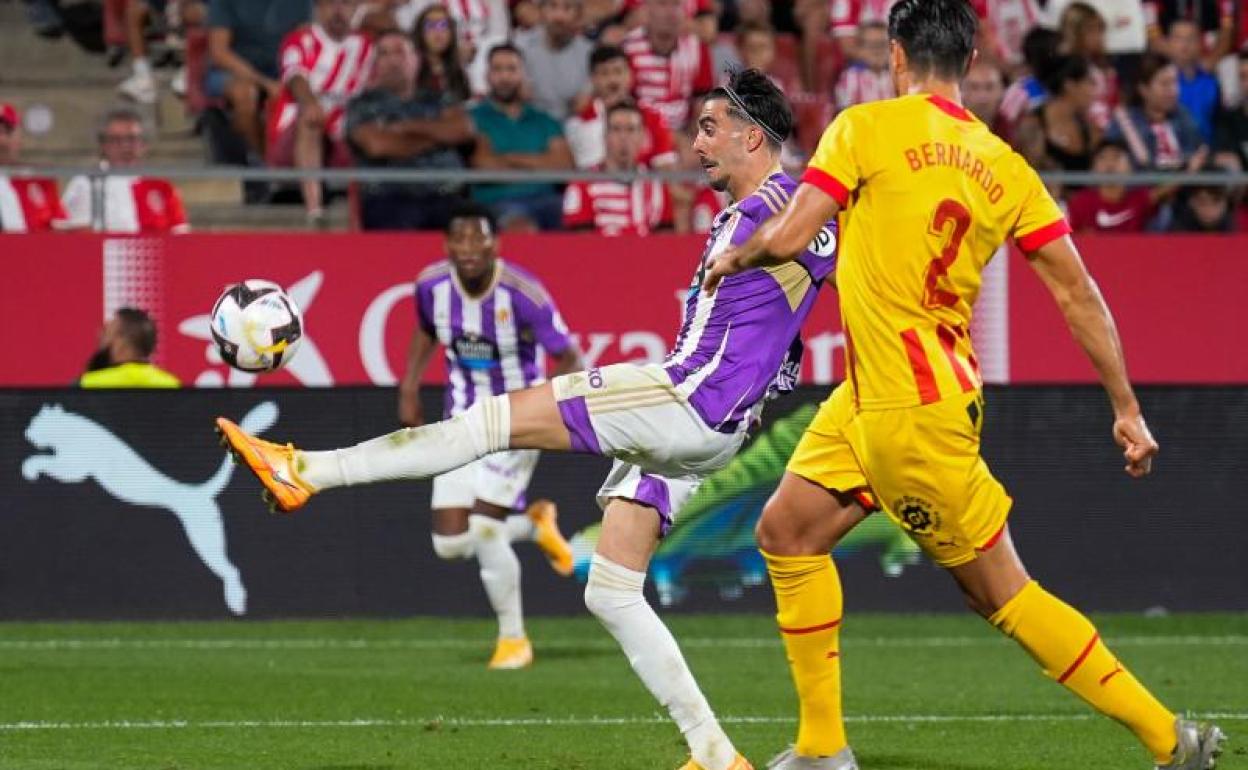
706, 68, 793, 149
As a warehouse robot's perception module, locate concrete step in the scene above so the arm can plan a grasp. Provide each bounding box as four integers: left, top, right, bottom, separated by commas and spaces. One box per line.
7, 81, 199, 160
186, 201, 351, 232
0, 2, 115, 83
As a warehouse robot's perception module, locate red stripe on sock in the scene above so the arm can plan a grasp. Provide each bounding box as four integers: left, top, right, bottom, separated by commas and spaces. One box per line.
1058, 633, 1100, 683
779, 618, 842, 635
1099, 664, 1124, 686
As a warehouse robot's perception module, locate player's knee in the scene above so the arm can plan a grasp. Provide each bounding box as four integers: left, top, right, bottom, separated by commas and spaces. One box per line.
959, 582, 1014, 619
583, 558, 643, 619
755, 498, 819, 556
431, 531, 474, 560
583, 579, 607, 618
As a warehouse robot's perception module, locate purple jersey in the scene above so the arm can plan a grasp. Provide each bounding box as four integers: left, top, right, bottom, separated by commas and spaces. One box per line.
665, 172, 837, 429
416, 259, 572, 418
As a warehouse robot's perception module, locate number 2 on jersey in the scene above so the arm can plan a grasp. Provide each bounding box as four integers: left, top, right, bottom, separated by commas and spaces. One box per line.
924, 199, 971, 309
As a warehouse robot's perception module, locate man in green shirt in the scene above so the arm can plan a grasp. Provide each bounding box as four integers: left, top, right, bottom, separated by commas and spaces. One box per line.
80, 308, 181, 389
470, 43, 575, 231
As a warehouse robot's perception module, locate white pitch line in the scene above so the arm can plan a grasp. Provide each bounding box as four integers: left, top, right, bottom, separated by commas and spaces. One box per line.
1, 713, 1245, 732
0, 635, 1244, 651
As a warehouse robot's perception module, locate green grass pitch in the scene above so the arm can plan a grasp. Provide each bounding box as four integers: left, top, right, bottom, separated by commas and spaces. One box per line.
0, 613, 1244, 769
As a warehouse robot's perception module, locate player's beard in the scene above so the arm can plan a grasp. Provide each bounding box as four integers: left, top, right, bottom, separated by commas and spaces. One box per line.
707, 169, 730, 192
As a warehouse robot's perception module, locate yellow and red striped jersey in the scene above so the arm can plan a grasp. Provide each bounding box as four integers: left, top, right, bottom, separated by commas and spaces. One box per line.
804, 93, 1069, 410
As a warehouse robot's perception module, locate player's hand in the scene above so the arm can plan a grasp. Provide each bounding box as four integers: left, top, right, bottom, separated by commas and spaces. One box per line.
702, 247, 746, 294
1112, 412, 1158, 478
399, 389, 424, 428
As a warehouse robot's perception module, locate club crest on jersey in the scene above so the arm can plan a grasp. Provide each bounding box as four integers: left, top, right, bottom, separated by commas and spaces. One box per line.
453, 333, 500, 370
496, 308, 511, 325
893, 495, 941, 536
808, 226, 837, 258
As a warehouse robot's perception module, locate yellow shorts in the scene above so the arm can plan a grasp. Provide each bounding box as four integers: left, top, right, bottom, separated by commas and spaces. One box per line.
787, 383, 1012, 568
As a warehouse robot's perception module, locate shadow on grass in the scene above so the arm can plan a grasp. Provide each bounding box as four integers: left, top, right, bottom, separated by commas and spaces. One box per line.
526, 645, 619, 662
859, 753, 1000, 770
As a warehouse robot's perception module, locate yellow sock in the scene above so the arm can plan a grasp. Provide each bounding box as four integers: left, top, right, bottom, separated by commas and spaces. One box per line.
763, 550, 847, 757
990, 581, 1176, 762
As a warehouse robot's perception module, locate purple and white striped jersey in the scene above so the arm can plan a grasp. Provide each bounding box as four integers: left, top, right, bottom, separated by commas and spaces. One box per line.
665, 171, 838, 429
416, 259, 573, 418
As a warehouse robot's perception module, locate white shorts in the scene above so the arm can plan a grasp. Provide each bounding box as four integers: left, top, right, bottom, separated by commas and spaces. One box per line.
595, 460, 702, 537
552, 363, 747, 534
430, 449, 540, 511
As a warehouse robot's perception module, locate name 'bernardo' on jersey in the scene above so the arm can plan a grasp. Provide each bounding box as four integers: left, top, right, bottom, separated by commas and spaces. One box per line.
902, 142, 1005, 204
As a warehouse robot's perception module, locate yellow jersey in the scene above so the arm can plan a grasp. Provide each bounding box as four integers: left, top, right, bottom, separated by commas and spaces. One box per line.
804, 93, 1069, 410
80, 362, 181, 389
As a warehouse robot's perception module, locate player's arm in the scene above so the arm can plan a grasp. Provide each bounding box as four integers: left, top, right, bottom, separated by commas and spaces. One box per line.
529, 291, 583, 376
707, 106, 864, 292
703, 184, 841, 293
551, 345, 583, 376
1026, 235, 1159, 478
399, 325, 437, 428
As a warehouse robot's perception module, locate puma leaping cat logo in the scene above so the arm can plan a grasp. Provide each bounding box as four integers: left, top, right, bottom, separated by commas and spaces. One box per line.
21, 402, 279, 615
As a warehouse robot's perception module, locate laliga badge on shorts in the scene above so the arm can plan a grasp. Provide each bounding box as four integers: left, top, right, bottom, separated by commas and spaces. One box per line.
894, 495, 941, 536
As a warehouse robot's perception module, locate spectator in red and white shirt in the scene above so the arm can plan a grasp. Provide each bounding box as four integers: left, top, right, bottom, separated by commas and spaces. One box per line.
563, 102, 672, 235
61, 108, 189, 234
619, 0, 713, 34
0, 103, 68, 233
963, 59, 1008, 136
971, 0, 1043, 75
621, 0, 714, 131
566, 44, 677, 168
268, 0, 374, 221
833, 20, 894, 111
737, 22, 780, 88
827, 0, 896, 62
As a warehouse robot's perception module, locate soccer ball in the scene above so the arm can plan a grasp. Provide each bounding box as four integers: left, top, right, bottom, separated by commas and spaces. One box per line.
210, 280, 304, 373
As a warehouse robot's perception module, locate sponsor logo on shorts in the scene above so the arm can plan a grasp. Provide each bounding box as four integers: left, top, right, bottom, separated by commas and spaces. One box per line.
894, 495, 941, 536
587, 368, 605, 389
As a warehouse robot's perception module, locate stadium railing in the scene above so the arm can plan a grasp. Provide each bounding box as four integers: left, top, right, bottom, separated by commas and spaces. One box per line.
6, 166, 1246, 230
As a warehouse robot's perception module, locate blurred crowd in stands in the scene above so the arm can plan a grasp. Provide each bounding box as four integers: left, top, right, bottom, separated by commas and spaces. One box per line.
5, 0, 1248, 235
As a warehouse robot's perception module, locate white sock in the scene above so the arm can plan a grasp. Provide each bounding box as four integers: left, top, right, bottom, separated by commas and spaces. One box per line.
505, 513, 535, 542
470, 514, 524, 639
133, 57, 152, 78
583, 554, 736, 770
431, 531, 474, 560
298, 395, 511, 491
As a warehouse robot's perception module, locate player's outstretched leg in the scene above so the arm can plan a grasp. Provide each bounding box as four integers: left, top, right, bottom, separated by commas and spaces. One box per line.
215, 383, 570, 513
584, 497, 751, 770
755, 473, 869, 770
955, 527, 1225, 769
